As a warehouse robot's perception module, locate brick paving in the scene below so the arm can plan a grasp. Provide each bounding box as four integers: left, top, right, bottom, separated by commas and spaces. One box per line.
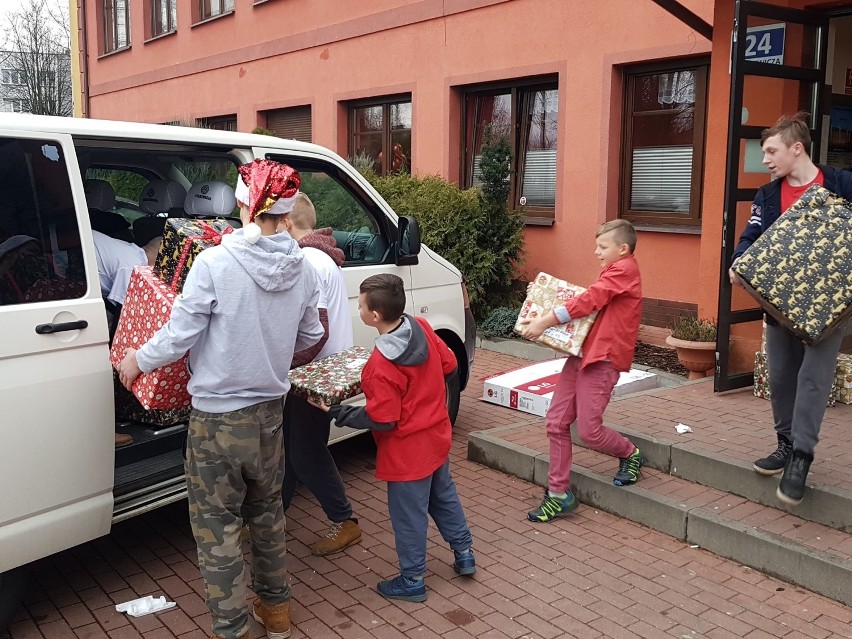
6, 347, 852, 639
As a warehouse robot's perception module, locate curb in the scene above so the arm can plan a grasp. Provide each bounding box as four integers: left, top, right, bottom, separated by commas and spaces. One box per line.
468, 429, 852, 607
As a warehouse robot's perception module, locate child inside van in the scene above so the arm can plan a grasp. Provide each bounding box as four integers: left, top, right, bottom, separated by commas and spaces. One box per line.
518, 219, 644, 522
313, 273, 474, 603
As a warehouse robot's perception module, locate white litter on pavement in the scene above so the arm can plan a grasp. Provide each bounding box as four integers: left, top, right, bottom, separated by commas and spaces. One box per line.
115, 595, 176, 617
675, 423, 693, 434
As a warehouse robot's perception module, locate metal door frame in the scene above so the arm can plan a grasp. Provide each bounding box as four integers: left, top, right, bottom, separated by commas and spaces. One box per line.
716, 0, 829, 391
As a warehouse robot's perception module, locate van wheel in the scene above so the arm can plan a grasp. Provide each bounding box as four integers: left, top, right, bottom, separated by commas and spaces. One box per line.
446, 369, 461, 426
0, 566, 29, 633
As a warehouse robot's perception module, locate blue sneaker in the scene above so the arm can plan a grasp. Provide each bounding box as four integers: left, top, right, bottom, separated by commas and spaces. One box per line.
527, 490, 578, 522
453, 548, 476, 576
614, 447, 644, 486
376, 575, 427, 603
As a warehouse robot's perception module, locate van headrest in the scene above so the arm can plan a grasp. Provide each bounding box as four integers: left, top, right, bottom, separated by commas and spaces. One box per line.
83, 179, 116, 212
184, 181, 237, 217
139, 180, 187, 216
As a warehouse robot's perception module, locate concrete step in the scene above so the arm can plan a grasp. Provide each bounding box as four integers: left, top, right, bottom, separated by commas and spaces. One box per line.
469, 425, 852, 607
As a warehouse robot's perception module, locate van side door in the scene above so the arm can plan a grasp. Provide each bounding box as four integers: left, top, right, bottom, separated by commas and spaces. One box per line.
0, 131, 113, 573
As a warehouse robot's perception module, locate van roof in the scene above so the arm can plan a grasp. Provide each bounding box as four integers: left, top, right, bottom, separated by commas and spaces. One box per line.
0, 113, 329, 156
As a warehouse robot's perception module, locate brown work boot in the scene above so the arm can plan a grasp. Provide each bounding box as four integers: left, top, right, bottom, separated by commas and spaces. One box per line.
309, 519, 362, 556
115, 433, 133, 447
251, 598, 290, 639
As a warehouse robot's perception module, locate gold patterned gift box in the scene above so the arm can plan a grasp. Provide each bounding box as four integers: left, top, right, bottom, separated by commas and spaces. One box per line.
154, 218, 234, 292
514, 272, 598, 356
733, 185, 852, 345
288, 346, 371, 405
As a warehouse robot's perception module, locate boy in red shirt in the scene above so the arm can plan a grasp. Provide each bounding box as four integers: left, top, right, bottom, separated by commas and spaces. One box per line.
519, 219, 644, 522
316, 273, 474, 602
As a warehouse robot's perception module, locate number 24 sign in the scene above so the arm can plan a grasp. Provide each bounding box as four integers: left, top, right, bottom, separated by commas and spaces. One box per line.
745, 23, 785, 65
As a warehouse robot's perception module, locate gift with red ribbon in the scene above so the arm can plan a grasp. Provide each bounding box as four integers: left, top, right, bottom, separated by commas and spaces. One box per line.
154, 218, 234, 292
110, 266, 192, 411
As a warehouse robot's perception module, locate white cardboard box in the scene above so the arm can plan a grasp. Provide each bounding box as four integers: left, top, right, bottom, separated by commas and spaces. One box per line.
482, 359, 658, 417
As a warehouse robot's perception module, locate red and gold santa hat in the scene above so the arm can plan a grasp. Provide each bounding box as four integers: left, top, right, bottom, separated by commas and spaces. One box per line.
235, 159, 300, 242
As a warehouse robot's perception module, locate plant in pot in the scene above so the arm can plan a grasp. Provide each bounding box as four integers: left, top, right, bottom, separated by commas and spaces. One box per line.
665, 317, 717, 380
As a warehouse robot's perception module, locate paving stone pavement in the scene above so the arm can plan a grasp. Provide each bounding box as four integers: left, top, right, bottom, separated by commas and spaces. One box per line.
6, 348, 852, 639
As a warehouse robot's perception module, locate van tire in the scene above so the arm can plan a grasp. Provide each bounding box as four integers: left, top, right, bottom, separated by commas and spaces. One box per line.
0, 566, 29, 632
446, 369, 461, 426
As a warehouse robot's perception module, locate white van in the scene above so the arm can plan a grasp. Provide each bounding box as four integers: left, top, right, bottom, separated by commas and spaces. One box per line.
0, 114, 475, 626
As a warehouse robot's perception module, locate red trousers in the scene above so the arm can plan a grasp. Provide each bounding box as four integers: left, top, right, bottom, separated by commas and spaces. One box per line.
546, 358, 634, 492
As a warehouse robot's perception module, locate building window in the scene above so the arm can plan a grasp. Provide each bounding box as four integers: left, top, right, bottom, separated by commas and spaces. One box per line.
151, 0, 176, 36
1, 69, 25, 85
620, 60, 708, 225
349, 97, 411, 176
461, 78, 558, 219
103, 0, 130, 52
4, 99, 27, 113
199, 0, 234, 20
199, 115, 237, 131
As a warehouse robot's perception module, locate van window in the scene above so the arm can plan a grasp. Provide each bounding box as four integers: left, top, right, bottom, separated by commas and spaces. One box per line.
85, 168, 150, 223
0, 137, 86, 306
267, 155, 388, 265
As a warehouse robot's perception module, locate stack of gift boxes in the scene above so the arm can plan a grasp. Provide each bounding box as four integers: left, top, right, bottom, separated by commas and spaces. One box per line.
734, 185, 852, 406
110, 218, 234, 424
111, 218, 370, 425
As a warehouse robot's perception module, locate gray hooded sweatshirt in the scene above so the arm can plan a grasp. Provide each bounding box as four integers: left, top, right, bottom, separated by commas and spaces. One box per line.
136, 228, 323, 413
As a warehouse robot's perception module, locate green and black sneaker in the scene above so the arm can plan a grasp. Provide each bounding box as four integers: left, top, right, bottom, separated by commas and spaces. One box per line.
614, 447, 644, 486
527, 490, 578, 522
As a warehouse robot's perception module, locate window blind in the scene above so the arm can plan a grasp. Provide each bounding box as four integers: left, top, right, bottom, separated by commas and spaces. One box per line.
630, 145, 692, 212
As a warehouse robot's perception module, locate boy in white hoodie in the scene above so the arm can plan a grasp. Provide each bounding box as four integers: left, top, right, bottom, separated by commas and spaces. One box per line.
118, 159, 323, 639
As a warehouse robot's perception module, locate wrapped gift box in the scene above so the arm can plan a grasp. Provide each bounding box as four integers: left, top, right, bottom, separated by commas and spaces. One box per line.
288, 346, 371, 405
733, 185, 852, 344
155, 218, 234, 292
753, 351, 771, 400
482, 359, 658, 417
753, 350, 836, 406
113, 370, 190, 426
110, 266, 191, 411
836, 354, 852, 405
514, 272, 598, 356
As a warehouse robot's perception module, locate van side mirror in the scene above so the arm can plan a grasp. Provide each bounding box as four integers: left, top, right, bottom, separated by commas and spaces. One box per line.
396, 215, 420, 265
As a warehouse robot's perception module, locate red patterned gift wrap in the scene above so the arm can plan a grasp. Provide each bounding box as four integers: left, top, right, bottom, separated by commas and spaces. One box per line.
288, 346, 371, 406
109, 266, 191, 411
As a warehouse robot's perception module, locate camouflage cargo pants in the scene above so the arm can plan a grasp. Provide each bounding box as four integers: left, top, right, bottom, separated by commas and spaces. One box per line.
185, 399, 290, 639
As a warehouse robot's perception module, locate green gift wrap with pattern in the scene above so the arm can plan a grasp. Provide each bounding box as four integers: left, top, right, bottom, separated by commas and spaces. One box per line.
733, 185, 852, 344
154, 218, 234, 292
288, 346, 371, 406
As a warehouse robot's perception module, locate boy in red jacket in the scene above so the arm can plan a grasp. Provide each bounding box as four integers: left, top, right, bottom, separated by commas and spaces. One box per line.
315, 273, 475, 603
519, 219, 644, 522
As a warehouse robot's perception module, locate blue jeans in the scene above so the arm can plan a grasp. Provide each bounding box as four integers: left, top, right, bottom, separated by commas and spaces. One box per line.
386, 458, 472, 578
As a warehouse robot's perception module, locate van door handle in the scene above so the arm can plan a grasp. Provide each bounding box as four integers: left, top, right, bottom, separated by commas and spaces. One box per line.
35, 320, 89, 334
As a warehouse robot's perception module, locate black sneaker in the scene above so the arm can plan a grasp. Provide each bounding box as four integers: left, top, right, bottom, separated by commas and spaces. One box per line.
754, 434, 793, 476
777, 449, 813, 506
527, 490, 578, 522
614, 447, 644, 486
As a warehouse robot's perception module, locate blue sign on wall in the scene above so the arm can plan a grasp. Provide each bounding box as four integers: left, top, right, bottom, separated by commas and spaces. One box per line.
745, 23, 786, 64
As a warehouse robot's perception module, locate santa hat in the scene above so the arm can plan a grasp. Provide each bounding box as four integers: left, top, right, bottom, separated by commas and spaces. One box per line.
236, 159, 301, 243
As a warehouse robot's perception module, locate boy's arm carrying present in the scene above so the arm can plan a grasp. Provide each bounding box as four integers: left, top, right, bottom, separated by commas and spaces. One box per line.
327, 362, 401, 431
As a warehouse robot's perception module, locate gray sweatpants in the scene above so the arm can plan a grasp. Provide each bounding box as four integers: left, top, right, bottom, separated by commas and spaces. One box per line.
766, 322, 844, 456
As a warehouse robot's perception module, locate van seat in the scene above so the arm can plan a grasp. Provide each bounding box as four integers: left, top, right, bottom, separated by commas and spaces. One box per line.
139, 180, 187, 217
84, 179, 132, 242
184, 181, 237, 218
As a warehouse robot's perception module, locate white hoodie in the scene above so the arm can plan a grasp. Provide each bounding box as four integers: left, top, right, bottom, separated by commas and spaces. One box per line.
136, 228, 323, 413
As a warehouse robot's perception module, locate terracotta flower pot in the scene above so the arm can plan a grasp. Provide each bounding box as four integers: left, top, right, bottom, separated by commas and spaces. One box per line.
665, 335, 716, 380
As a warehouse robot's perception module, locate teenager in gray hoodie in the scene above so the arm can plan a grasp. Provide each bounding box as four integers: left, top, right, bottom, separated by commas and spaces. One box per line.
118, 160, 322, 639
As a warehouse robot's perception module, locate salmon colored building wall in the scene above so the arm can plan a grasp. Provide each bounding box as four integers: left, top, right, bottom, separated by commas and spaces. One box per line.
76, 0, 715, 322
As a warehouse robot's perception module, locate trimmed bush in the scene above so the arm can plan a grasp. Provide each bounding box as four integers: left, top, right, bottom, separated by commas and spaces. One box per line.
367, 172, 524, 319
479, 306, 521, 339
